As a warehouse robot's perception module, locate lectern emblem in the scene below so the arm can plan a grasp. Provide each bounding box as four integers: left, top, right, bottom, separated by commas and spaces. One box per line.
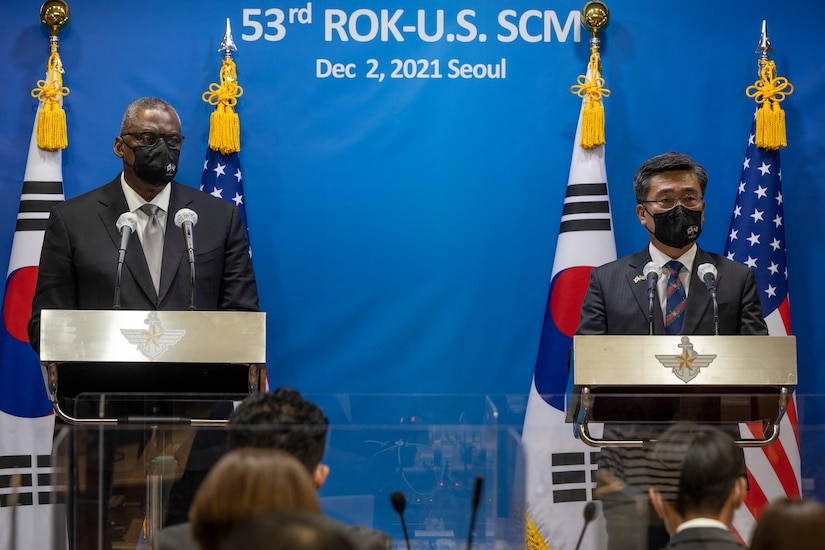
120, 311, 186, 359
655, 336, 717, 383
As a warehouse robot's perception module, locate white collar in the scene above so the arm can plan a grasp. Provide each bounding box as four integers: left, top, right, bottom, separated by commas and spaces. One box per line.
675, 517, 728, 533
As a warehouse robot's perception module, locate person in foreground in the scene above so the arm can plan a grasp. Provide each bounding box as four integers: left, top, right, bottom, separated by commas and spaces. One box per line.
647, 424, 747, 550
28, 96, 259, 352
188, 448, 323, 550
217, 512, 359, 550
155, 388, 392, 550
749, 497, 825, 550
578, 151, 766, 550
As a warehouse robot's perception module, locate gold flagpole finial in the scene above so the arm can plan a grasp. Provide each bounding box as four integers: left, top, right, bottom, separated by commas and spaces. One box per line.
571, 2, 610, 149
202, 18, 244, 155
746, 20, 793, 150
32, 0, 70, 151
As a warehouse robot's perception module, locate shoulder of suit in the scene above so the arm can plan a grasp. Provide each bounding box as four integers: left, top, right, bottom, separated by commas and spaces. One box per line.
52, 177, 121, 213
592, 251, 642, 274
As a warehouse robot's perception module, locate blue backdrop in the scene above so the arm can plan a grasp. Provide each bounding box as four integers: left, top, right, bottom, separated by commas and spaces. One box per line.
2, 0, 823, 494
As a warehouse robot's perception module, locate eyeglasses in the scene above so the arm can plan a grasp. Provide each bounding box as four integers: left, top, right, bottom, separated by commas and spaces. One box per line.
121, 132, 185, 149
640, 194, 704, 210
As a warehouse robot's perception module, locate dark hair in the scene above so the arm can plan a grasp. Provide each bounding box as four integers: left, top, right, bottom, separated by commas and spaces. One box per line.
218, 512, 359, 550
120, 97, 180, 133
633, 151, 708, 203
189, 448, 322, 550
227, 387, 329, 472
649, 423, 745, 516
750, 497, 825, 550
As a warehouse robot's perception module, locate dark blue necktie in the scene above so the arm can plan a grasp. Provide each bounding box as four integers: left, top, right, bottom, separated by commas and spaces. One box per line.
664, 260, 686, 334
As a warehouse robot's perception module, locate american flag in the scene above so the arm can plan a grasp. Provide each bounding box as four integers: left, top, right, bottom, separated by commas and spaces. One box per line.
724, 115, 801, 541
201, 148, 252, 258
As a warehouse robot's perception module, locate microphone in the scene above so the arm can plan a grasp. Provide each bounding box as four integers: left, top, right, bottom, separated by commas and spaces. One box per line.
643, 262, 661, 335
390, 491, 412, 550
113, 212, 138, 309
698, 263, 720, 335
573, 501, 597, 550
466, 475, 484, 550
174, 208, 198, 310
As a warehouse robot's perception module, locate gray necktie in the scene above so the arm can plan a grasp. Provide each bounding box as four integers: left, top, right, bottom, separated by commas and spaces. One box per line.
141, 204, 163, 293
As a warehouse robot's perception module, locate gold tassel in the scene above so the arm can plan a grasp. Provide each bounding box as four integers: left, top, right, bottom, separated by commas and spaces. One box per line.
746, 59, 793, 150
571, 50, 610, 149
31, 44, 69, 151
526, 514, 552, 550
202, 57, 244, 154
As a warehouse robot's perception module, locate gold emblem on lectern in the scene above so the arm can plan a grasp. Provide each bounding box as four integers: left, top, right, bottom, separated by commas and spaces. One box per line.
121, 311, 185, 359
655, 336, 717, 383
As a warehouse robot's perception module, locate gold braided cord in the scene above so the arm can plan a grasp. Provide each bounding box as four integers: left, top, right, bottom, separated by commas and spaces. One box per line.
30, 43, 70, 151
202, 57, 244, 154
570, 50, 610, 149
746, 59, 793, 150
526, 513, 552, 550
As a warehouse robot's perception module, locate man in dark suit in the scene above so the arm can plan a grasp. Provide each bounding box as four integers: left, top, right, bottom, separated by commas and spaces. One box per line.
578, 151, 765, 336
29, 96, 258, 351
155, 388, 392, 550
28, 97, 259, 550
647, 424, 747, 550
576, 152, 765, 550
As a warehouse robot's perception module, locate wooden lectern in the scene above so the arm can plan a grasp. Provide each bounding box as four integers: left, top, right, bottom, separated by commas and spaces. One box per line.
39, 309, 266, 425
566, 335, 796, 448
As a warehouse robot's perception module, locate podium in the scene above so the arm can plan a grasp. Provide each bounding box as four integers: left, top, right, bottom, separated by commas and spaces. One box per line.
566, 335, 796, 448
39, 309, 266, 425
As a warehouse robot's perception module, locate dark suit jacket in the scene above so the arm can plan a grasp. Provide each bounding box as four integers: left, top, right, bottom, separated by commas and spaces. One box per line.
661, 526, 745, 550
577, 246, 767, 336
28, 176, 259, 351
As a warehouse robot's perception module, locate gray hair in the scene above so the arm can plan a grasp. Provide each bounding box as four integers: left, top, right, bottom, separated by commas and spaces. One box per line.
120, 97, 180, 133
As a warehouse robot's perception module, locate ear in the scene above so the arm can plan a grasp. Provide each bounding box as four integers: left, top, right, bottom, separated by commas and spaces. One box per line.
649, 487, 681, 536
648, 487, 666, 520
313, 464, 330, 490
636, 203, 647, 225
113, 136, 125, 159
731, 477, 747, 509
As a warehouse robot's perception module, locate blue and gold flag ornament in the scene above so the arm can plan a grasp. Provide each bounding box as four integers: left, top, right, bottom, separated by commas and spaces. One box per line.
746, 20, 793, 150
30, 0, 70, 151
203, 18, 243, 155
570, 1, 611, 149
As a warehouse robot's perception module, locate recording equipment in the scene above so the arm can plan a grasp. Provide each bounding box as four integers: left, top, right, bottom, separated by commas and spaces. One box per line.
174, 208, 199, 310
113, 212, 138, 309
573, 501, 597, 550
466, 475, 484, 550
390, 490, 411, 550
698, 263, 719, 335
643, 261, 662, 335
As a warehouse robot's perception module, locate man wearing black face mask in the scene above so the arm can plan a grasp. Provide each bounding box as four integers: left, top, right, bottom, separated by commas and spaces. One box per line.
28, 96, 259, 350
27, 97, 259, 550
578, 151, 765, 336
576, 152, 766, 550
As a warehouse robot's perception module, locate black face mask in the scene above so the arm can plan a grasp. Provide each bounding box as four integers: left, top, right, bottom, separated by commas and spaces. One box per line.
647, 204, 703, 249
128, 140, 179, 186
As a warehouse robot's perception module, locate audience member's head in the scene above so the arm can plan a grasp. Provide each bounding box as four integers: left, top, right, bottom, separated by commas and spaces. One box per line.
749, 497, 825, 550
647, 423, 746, 534
217, 512, 359, 550
189, 448, 321, 550
227, 387, 330, 488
